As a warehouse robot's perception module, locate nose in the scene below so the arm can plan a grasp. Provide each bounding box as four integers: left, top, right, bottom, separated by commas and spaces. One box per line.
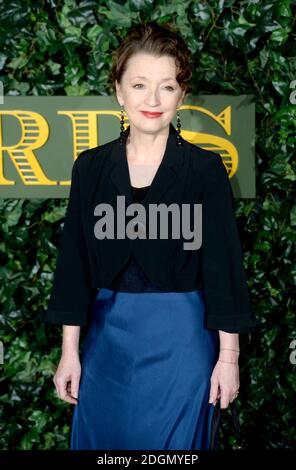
145, 87, 161, 106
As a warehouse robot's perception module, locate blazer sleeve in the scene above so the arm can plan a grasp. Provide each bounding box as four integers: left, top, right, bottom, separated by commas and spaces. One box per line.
38, 155, 95, 326
201, 153, 259, 333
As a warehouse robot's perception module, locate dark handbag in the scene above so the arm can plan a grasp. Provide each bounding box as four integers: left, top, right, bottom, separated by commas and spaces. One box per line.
209, 400, 248, 450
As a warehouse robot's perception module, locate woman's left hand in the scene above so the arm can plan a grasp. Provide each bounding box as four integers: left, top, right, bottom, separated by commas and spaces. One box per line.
208, 360, 240, 409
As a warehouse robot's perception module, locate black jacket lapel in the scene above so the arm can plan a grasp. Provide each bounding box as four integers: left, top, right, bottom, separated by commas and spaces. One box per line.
110, 122, 185, 207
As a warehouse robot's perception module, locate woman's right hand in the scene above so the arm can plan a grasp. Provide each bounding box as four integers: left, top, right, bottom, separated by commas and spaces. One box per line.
53, 352, 81, 405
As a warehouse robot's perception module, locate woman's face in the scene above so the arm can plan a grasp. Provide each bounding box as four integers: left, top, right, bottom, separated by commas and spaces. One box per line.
115, 52, 185, 135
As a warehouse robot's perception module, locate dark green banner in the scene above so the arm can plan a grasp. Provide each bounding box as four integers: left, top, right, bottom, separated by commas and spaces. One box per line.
0, 95, 255, 198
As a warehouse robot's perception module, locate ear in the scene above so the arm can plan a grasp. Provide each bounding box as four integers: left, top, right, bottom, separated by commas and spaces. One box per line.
177, 89, 186, 108
115, 80, 123, 106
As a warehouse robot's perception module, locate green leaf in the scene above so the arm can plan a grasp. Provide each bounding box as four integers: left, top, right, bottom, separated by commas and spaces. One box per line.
43, 206, 66, 223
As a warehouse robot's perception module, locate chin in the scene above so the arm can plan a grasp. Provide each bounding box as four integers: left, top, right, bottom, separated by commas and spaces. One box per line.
131, 118, 170, 133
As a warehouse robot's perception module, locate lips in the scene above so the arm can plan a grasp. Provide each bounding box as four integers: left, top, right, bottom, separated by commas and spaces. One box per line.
141, 111, 163, 118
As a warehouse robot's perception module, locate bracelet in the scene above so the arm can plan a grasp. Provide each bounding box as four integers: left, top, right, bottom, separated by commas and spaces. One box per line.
218, 359, 238, 364
219, 348, 240, 353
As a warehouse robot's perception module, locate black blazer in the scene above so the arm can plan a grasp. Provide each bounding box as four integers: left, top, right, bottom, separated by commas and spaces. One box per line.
39, 123, 258, 333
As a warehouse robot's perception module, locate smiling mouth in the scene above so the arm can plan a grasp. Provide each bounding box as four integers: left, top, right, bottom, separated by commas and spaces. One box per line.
140, 111, 163, 117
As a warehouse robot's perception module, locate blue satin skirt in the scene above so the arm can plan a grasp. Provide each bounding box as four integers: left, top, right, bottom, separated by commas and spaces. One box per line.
70, 288, 219, 450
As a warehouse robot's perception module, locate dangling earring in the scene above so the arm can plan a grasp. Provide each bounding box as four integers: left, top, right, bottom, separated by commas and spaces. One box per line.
176, 109, 182, 147
119, 105, 125, 144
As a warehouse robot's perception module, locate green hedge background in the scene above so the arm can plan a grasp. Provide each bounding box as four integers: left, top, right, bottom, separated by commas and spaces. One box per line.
0, 0, 295, 450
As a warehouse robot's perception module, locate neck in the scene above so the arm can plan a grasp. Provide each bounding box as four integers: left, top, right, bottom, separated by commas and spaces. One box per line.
126, 125, 170, 165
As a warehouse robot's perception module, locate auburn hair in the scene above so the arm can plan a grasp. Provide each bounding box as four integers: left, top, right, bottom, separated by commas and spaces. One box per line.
110, 21, 193, 97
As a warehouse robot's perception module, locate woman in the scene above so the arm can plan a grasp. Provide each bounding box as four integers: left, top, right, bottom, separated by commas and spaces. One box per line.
39, 21, 258, 450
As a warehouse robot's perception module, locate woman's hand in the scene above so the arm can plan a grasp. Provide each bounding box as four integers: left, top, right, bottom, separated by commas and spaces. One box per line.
53, 352, 81, 405
208, 354, 240, 409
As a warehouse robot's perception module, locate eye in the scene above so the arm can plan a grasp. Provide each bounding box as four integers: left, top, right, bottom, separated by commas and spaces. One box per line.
132, 84, 175, 90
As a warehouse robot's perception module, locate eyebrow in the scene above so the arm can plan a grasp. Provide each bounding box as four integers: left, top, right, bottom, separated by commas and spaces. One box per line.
131, 76, 175, 82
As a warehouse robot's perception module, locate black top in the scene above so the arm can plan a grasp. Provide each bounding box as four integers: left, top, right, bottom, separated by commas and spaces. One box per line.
38, 123, 259, 332
107, 185, 167, 293
131, 185, 150, 202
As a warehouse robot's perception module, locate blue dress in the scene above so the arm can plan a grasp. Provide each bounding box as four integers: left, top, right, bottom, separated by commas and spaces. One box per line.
70, 185, 219, 450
